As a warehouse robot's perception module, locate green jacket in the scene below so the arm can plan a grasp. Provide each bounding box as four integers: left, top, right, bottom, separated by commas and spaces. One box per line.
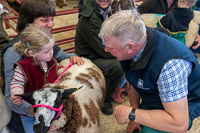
75, 0, 115, 59
0, 29, 9, 76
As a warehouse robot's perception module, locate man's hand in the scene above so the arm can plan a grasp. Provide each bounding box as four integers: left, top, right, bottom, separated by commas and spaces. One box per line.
114, 105, 132, 124
192, 34, 200, 49
70, 56, 85, 66
127, 121, 141, 133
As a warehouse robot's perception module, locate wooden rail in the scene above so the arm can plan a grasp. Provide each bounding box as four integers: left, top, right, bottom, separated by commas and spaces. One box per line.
2, 0, 78, 53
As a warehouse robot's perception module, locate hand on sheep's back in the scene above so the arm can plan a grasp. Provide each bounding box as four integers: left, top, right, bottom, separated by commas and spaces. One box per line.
70, 56, 85, 66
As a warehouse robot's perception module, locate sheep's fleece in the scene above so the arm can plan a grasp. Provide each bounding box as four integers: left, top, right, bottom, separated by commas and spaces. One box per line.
37, 57, 106, 133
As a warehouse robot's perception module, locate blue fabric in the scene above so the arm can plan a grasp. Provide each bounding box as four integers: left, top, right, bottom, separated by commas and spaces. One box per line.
118, 73, 127, 88
157, 59, 192, 102
7, 111, 25, 133
79, 0, 84, 4
20, 116, 35, 133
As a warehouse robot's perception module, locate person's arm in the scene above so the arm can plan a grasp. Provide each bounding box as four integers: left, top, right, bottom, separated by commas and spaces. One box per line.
4, 47, 32, 116
192, 34, 200, 49
115, 59, 192, 132
53, 44, 76, 62
135, 97, 189, 132
126, 83, 141, 133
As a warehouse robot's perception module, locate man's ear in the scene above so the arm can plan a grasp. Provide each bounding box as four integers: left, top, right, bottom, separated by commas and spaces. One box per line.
28, 50, 35, 57
127, 42, 135, 54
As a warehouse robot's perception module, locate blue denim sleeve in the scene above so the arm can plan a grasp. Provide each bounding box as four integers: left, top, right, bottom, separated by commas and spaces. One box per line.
53, 44, 77, 62
3, 47, 32, 116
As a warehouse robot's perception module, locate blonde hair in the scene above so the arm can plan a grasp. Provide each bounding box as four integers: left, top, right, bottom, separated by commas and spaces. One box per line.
14, 24, 54, 57
99, 10, 146, 47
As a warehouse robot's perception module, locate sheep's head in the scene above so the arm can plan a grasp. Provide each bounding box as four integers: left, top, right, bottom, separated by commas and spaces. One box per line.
19, 86, 82, 133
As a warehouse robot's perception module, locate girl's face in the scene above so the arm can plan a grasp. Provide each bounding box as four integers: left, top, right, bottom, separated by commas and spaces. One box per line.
36, 39, 54, 63
33, 16, 54, 32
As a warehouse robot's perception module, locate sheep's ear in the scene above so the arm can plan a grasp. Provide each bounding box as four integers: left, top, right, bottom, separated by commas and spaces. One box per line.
61, 86, 83, 99
15, 92, 33, 101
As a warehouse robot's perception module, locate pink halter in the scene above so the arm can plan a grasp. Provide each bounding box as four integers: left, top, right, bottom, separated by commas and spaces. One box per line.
54, 59, 74, 84
32, 104, 63, 119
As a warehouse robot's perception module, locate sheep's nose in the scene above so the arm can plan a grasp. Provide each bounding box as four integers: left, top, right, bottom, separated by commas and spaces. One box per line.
34, 115, 50, 133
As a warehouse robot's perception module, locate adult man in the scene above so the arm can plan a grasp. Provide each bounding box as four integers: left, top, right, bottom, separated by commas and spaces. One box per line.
99, 10, 200, 133
75, 0, 124, 115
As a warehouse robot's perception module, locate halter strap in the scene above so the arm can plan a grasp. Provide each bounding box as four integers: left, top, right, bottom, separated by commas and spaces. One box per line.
54, 59, 73, 84
32, 104, 63, 119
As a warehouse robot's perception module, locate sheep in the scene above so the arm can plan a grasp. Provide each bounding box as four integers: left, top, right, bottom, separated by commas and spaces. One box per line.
20, 58, 106, 133
111, 0, 200, 48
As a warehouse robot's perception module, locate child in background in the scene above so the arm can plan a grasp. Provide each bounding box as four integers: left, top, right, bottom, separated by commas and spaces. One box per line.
10, 24, 57, 133
156, 0, 196, 44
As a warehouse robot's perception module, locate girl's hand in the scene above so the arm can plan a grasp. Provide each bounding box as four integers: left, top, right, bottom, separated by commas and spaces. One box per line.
29, 107, 35, 117
10, 94, 23, 105
70, 56, 85, 66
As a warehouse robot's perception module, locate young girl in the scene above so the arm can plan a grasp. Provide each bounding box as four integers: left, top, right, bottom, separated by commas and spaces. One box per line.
10, 24, 57, 133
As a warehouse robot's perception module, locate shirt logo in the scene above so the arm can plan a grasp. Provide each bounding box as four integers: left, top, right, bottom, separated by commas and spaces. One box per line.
137, 79, 149, 90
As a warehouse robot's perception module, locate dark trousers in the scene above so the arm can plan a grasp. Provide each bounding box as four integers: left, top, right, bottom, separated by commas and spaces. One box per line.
7, 111, 25, 133
92, 58, 123, 103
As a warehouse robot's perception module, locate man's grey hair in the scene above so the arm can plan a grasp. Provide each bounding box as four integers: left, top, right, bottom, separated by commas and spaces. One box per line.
99, 10, 146, 47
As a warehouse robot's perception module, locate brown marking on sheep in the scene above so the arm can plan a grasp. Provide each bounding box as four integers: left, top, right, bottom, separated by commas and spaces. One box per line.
75, 76, 94, 89
79, 73, 92, 80
92, 65, 102, 73
54, 85, 68, 90
99, 86, 106, 108
96, 86, 106, 109
87, 67, 102, 82
61, 95, 83, 133
84, 100, 100, 127
82, 117, 88, 127
59, 72, 72, 82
